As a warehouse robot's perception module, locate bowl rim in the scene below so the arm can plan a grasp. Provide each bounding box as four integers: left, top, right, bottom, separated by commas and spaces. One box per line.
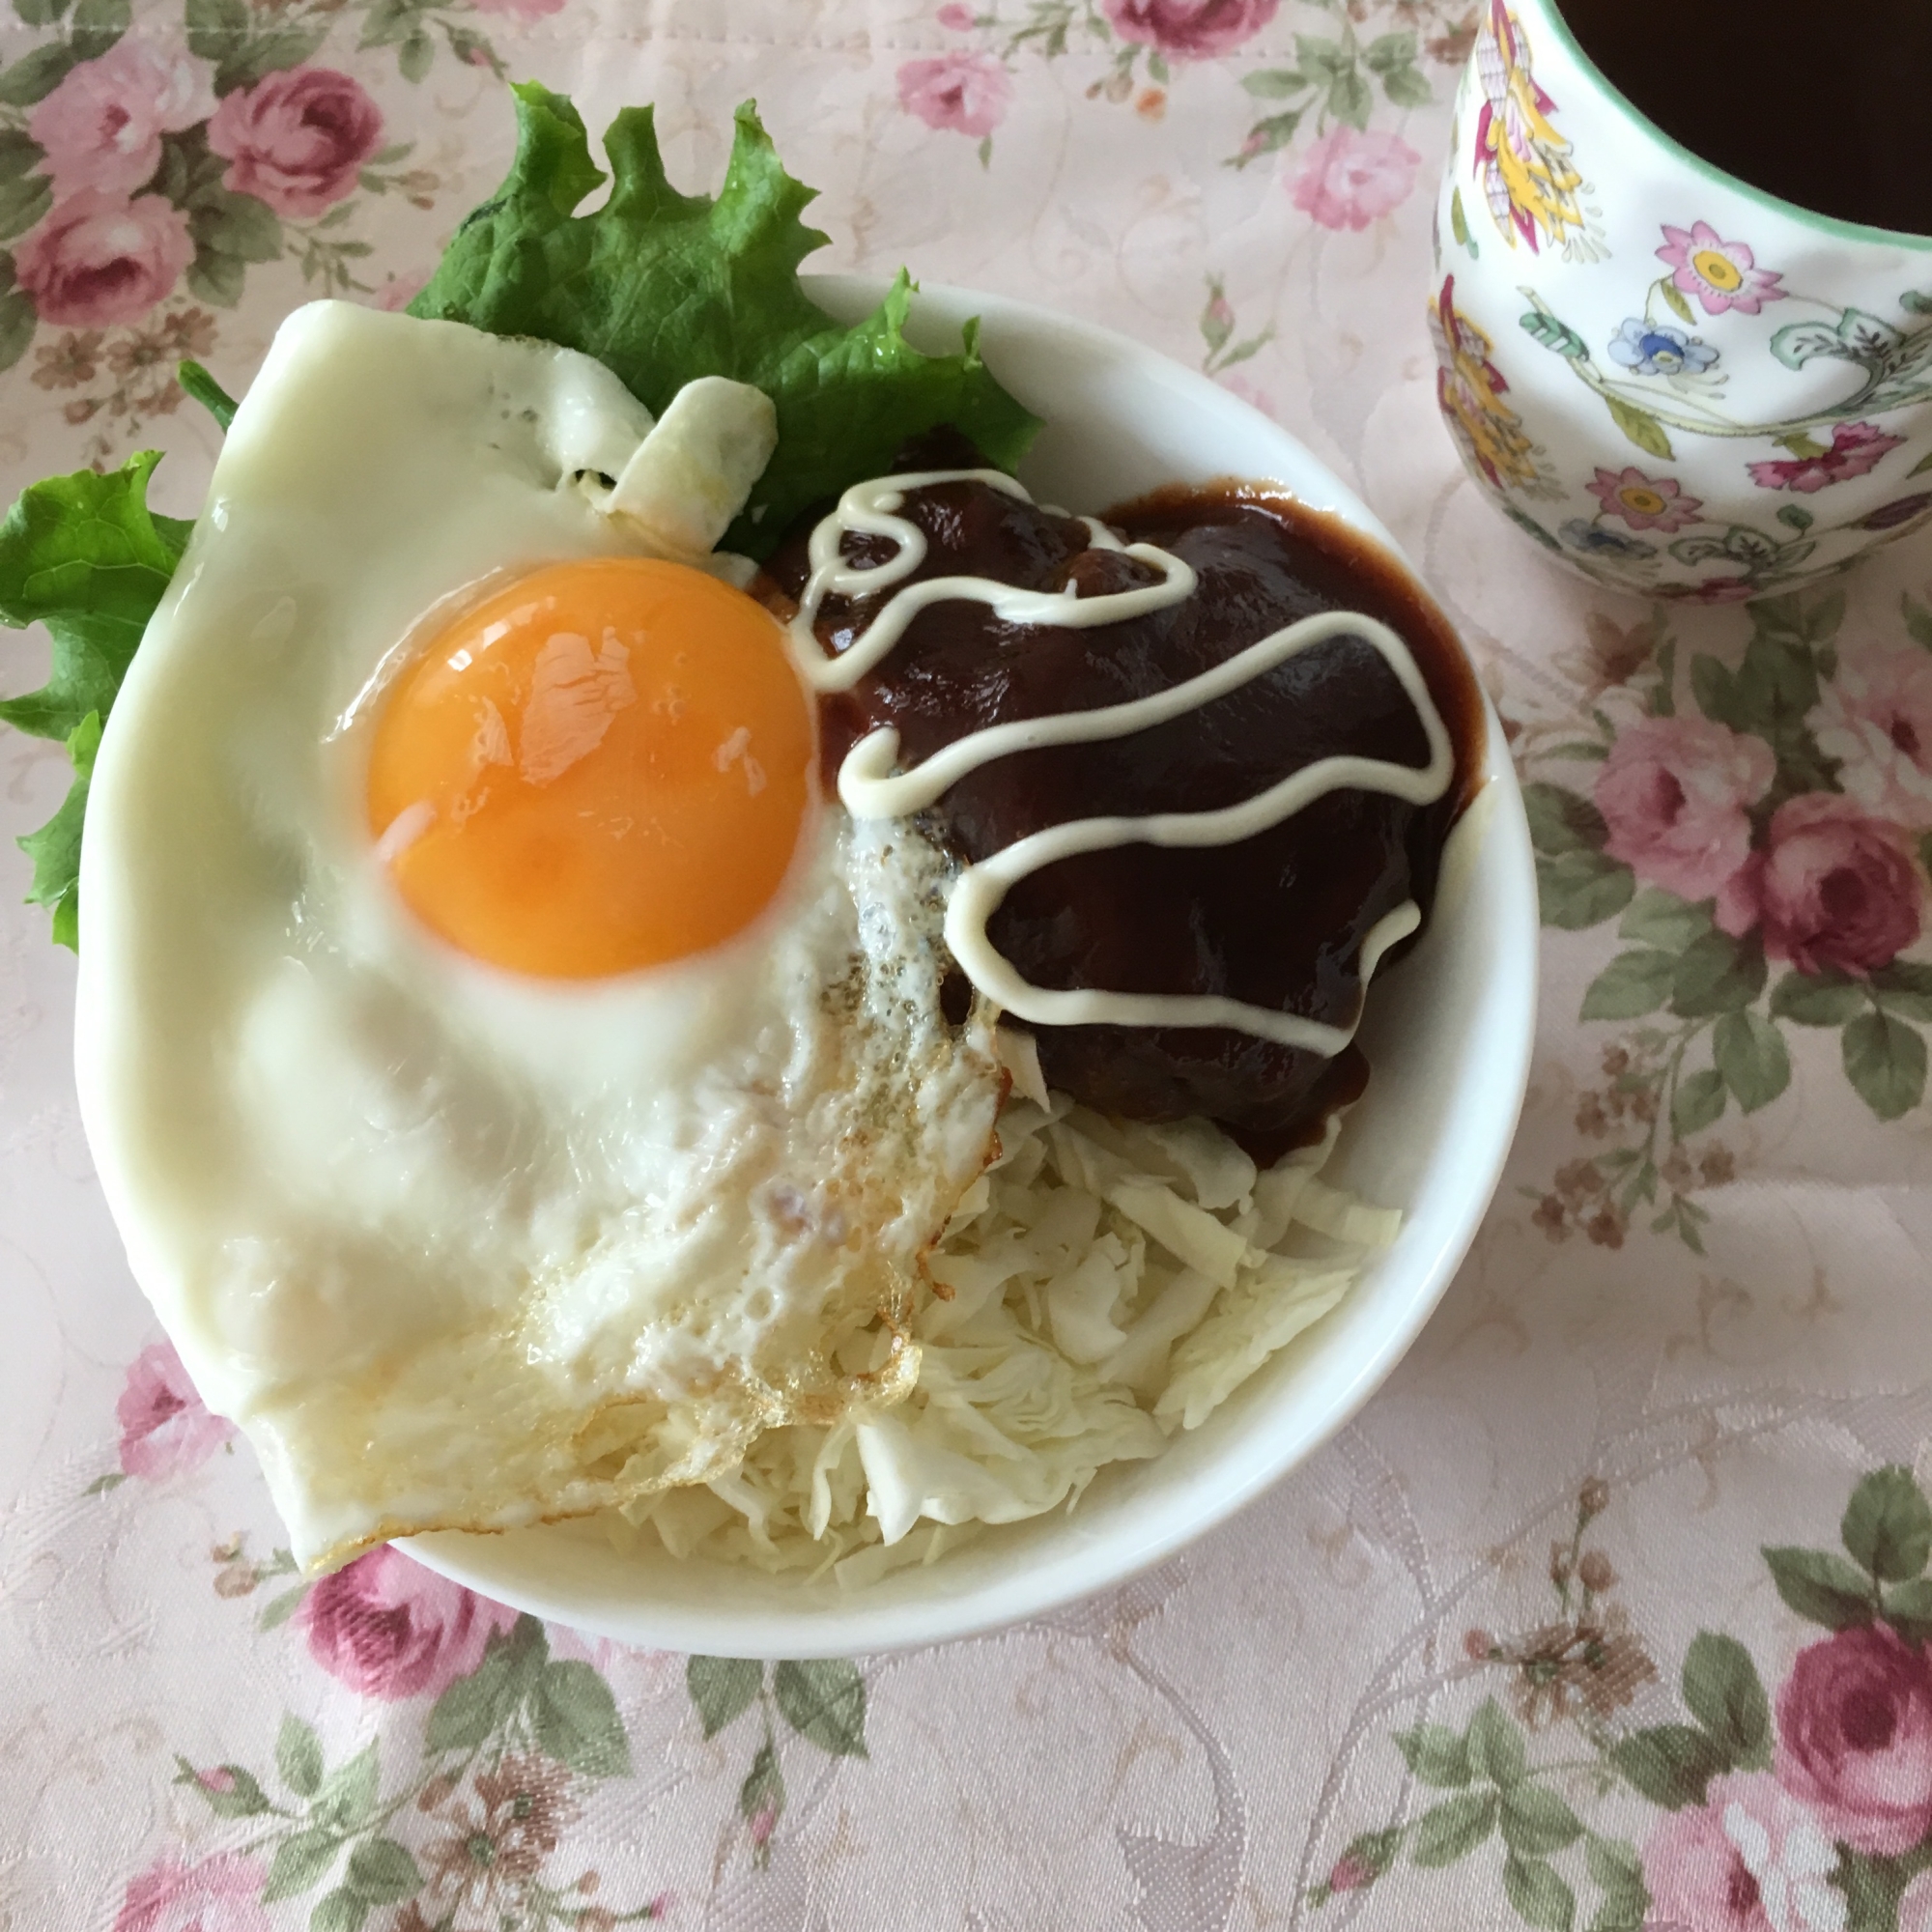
405, 276, 1539, 1656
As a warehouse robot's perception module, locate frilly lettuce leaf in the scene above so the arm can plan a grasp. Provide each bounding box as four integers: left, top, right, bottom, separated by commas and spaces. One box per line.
0, 451, 190, 948
410, 84, 1040, 555
18, 709, 100, 951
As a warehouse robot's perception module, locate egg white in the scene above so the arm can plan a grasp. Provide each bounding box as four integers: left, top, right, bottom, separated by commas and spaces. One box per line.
75, 301, 1002, 1569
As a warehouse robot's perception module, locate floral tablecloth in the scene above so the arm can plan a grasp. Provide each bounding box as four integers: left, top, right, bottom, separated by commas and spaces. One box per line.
7, 2, 1932, 1929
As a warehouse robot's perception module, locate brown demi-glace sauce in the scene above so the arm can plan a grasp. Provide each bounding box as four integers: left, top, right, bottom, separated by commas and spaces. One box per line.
759, 435, 1486, 1157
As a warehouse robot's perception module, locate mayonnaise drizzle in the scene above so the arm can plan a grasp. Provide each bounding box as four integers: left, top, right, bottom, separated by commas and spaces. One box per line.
783, 469, 1456, 1055
787, 470, 1198, 694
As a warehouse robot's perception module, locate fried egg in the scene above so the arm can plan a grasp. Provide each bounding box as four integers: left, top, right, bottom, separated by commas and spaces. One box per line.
74, 300, 1003, 1570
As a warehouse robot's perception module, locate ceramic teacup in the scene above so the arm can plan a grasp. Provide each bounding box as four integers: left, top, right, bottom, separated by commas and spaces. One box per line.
1430, 0, 1932, 603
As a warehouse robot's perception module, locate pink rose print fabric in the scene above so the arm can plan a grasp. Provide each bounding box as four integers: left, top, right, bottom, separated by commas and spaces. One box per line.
207, 67, 384, 218
1321, 1471, 1932, 1929
1903, 1871, 1932, 1932
113, 1852, 270, 1932
0, 2, 492, 416
298, 1546, 520, 1700
116, 1338, 233, 1481
1774, 1625, 1932, 1855
1811, 645, 1932, 829
28, 39, 213, 200
14, 188, 193, 326
1717, 793, 1923, 977
1287, 127, 1421, 232
1319, 1847, 1378, 1896
1216, 369, 1279, 417
369, 267, 430, 311
897, 51, 1010, 139
1519, 573, 1932, 1217
1593, 715, 1774, 903
1643, 1773, 1844, 1932
1100, 0, 1279, 57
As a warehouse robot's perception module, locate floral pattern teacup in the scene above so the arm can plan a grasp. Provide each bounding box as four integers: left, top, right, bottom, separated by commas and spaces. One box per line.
1430, 0, 1932, 602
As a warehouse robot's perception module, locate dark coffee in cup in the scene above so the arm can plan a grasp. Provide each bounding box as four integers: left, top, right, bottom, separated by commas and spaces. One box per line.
1554, 0, 1932, 236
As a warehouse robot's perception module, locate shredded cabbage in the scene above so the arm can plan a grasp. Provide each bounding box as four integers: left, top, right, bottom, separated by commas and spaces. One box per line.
603, 1079, 1396, 1582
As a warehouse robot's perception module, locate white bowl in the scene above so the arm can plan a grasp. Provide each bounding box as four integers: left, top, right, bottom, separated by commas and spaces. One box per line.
406, 277, 1539, 1656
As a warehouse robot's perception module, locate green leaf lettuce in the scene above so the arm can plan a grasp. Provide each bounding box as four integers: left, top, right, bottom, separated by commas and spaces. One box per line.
409, 84, 1041, 554
0, 450, 190, 948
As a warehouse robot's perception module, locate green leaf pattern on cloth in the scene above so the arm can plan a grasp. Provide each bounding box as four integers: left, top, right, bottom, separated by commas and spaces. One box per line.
1516, 585, 1932, 1250
1319, 1466, 1932, 1932
157, 1565, 873, 1916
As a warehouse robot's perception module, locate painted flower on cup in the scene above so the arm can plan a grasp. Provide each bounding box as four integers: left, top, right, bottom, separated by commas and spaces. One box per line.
1593, 714, 1774, 903
1748, 421, 1905, 495
1641, 1773, 1846, 1932
1657, 220, 1787, 316
1864, 493, 1932, 532
1430, 274, 1546, 495
1472, 0, 1594, 257
298, 1544, 520, 1701
116, 1337, 234, 1479
1809, 642, 1932, 829
1772, 1622, 1932, 1854
467, 0, 568, 14
207, 66, 384, 219
1718, 794, 1923, 978
1560, 519, 1656, 559
1607, 316, 1718, 378
1288, 128, 1421, 233
937, 2, 978, 24
28, 38, 213, 201
15, 189, 194, 327
896, 51, 1010, 139
1100, 0, 1279, 58
1586, 465, 1704, 533
112, 1850, 270, 1932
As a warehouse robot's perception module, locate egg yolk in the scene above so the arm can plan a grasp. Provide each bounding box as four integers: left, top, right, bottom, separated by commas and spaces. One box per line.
366, 557, 814, 980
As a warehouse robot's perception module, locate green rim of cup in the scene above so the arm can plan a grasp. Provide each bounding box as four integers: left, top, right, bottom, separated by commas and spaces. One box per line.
1530, 0, 1932, 255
